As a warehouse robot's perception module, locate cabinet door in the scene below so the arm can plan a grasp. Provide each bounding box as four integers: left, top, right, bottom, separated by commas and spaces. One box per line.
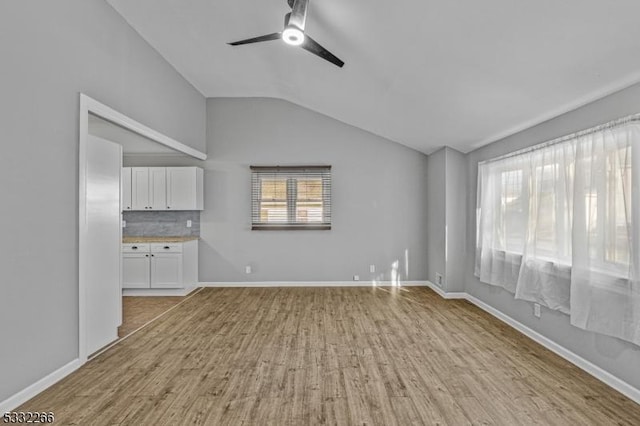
149, 167, 167, 210
150, 253, 183, 288
131, 167, 150, 210
166, 167, 196, 210
123, 253, 151, 288
121, 167, 132, 211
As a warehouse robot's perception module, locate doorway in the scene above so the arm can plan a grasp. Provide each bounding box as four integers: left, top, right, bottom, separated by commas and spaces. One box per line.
78, 94, 206, 362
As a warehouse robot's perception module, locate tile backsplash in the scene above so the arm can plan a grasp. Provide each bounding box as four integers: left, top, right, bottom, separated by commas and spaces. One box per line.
122, 211, 200, 237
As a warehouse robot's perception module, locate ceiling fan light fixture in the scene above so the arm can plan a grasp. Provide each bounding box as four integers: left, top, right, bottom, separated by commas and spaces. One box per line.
227, 0, 344, 67
282, 26, 304, 46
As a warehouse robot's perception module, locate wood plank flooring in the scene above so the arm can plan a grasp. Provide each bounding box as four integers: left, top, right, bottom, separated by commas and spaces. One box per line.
20, 287, 640, 425
118, 296, 187, 338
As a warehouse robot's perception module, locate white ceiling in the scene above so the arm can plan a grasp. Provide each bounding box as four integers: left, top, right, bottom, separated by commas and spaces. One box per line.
107, 0, 640, 154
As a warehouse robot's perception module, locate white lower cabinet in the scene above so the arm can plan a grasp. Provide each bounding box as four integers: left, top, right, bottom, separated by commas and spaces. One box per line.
151, 253, 183, 288
123, 253, 151, 288
122, 240, 198, 290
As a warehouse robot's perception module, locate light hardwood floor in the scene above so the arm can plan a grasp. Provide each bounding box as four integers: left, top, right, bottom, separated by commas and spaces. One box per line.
20, 287, 640, 425
118, 296, 187, 338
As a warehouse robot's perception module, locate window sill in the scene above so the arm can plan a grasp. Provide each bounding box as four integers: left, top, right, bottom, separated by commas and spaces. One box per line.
480, 248, 630, 284
252, 224, 331, 231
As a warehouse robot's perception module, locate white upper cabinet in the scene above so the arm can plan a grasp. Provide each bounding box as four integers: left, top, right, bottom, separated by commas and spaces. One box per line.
149, 167, 167, 210
131, 167, 150, 210
166, 167, 204, 211
121, 167, 132, 211
124, 166, 204, 211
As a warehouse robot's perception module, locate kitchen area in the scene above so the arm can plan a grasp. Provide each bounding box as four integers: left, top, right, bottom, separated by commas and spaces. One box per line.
87, 112, 205, 341
118, 166, 204, 336
121, 166, 202, 295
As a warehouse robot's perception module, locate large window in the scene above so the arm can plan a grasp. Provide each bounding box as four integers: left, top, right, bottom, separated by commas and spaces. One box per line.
476, 115, 640, 347
251, 166, 331, 230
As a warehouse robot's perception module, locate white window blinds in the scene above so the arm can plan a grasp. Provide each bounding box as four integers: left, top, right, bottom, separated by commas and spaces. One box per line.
251, 166, 332, 230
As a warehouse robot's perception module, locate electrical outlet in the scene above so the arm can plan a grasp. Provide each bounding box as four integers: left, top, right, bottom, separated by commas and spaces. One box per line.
353, 275, 360, 281
245, 265, 252, 274
122, 220, 126, 228
534, 303, 541, 318
187, 220, 192, 228
369, 264, 375, 273
435, 273, 443, 287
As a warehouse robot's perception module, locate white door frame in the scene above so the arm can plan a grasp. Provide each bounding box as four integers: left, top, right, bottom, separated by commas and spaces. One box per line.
78, 93, 206, 362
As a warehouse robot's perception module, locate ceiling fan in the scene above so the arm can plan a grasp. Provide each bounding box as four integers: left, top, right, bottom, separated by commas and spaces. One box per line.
227, 0, 344, 68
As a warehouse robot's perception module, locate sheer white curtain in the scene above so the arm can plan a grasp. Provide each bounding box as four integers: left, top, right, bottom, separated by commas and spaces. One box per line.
475, 117, 640, 346
475, 155, 528, 293
515, 143, 574, 314
571, 124, 640, 346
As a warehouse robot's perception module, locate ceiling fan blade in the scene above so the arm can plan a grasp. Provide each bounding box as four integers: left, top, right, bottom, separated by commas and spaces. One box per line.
228, 32, 281, 46
289, 0, 308, 31
301, 35, 344, 68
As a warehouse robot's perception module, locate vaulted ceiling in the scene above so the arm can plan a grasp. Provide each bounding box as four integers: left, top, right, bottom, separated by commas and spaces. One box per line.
107, 0, 640, 154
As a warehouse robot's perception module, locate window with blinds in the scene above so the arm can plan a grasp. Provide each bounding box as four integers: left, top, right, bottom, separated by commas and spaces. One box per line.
251, 166, 331, 230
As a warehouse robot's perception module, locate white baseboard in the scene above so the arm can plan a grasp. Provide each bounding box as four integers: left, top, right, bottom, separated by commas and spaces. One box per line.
123, 287, 197, 297
424, 281, 467, 299
423, 280, 640, 405
0, 359, 81, 413
199, 280, 429, 288
464, 293, 640, 406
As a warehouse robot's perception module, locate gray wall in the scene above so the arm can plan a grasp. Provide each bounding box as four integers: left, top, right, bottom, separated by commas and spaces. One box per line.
0, 1, 205, 402
444, 148, 467, 292
426, 149, 446, 286
200, 97, 429, 282
425, 147, 467, 292
465, 82, 640, 390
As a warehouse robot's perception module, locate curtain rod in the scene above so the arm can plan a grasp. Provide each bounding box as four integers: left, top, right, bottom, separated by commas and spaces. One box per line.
250, 165, 331, 170
478, 112, 640, 165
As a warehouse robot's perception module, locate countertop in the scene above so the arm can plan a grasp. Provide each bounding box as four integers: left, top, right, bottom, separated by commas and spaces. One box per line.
122, 236, 199, 243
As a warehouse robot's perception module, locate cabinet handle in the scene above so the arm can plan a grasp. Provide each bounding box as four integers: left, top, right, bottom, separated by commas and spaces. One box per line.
164, 246, 170, 249
167, 206, 171, 209
132, 246, 138, 250
151, 254, 155, 257
145, 254, 149, 257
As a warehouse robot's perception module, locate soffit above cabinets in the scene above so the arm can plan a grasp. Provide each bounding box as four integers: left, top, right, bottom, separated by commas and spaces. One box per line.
107, 0, 640, 154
